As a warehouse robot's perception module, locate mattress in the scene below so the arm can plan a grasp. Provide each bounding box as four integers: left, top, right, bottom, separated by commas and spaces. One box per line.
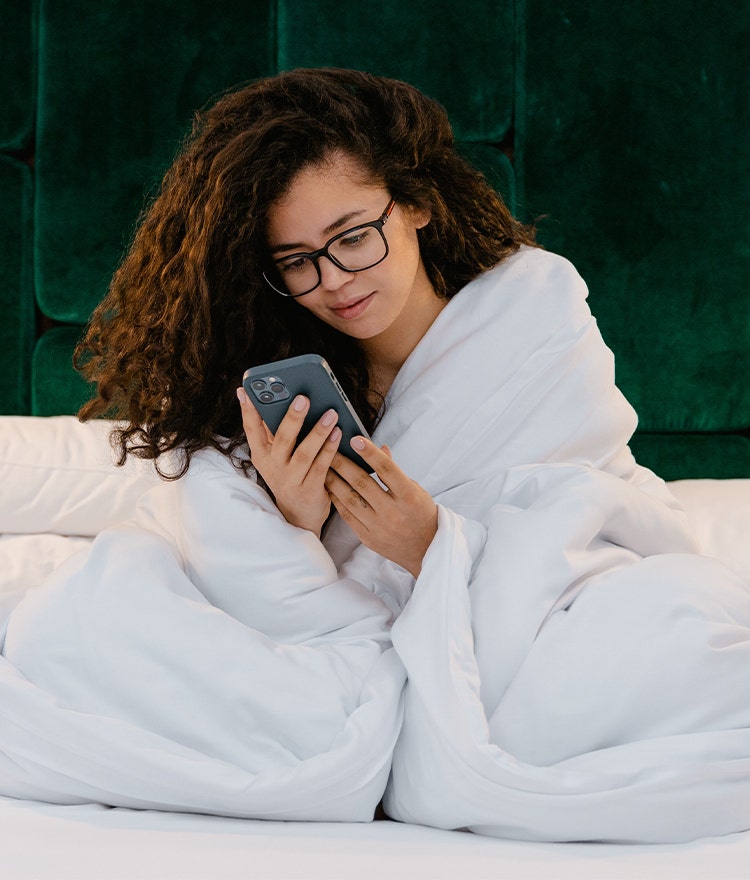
2, 795, 750, 880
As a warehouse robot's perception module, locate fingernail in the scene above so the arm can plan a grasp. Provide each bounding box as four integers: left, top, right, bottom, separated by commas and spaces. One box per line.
293, 395, 307, 412
321, 409, 337, 427
351, 436, 366, 451
328, 426, 342, 443
236, 387, 247, 404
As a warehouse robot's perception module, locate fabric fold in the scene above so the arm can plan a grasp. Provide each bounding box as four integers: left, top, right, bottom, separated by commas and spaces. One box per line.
385, 506, 750, 842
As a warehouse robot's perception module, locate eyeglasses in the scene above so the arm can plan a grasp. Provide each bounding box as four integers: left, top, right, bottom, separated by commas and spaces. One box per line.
263, 198, 396, 297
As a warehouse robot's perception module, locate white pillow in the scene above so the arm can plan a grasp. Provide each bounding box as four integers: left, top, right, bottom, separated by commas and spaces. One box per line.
668, 479, 750, 581
0, 416, 160, 536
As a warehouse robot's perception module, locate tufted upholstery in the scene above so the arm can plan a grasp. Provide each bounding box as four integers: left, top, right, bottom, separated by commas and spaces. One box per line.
1, 0, 748, 479
525, 0, 750, 477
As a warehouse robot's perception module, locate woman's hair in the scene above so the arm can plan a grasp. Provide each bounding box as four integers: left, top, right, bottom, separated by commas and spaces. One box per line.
75, 67, 536, 477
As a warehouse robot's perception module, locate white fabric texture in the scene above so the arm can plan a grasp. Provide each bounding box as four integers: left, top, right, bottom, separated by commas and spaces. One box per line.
669, 479, 750, 581
3, 796, 750, 880
0, 446, 404, 819
0, 415, 160, 535
0, 247, 748, 842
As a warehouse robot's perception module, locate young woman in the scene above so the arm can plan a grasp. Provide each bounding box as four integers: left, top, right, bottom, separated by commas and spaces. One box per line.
74, 67, 535, 578
1, 69, 748, 842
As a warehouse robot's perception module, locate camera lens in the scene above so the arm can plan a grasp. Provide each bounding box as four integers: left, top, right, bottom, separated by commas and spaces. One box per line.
251, 379, 266, 392
259, 391, 274, 403
269, 382, 286, 393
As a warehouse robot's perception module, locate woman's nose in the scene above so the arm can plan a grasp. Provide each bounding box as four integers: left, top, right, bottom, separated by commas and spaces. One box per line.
317, 255, 354, 291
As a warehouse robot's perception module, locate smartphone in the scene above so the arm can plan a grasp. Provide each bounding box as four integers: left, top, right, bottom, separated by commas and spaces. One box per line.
242, 354, 371, 470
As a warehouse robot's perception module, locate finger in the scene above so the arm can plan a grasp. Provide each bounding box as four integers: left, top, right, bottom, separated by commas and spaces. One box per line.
328, 493, 369, 540
302, 425, 342, 484
270, 394, 311, 459
330, 452, 388, 511
326, 469, 373, 529
340, 436, 404, 494
292, 408, 340, 472
237, 387, 273, 449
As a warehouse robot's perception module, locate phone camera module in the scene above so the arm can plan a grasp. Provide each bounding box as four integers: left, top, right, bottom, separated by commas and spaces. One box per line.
248, 374, 290, 403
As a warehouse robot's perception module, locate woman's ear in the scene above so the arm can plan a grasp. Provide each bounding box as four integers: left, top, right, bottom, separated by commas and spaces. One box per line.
408, 202, 432, 230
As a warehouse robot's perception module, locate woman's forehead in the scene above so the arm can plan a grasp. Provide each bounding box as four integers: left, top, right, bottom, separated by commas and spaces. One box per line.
279, 152, 380, 203
267, 154, 386, 242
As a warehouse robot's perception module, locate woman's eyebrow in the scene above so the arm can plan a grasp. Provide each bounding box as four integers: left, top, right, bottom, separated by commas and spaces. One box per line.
269, 208, 368, 255
323, 208, 366, 236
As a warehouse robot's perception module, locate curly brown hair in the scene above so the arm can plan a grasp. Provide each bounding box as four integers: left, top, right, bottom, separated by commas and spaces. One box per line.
75, 67, 536, 478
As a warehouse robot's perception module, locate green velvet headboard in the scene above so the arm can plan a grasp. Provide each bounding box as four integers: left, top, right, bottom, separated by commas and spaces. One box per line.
2, 0, 748, 480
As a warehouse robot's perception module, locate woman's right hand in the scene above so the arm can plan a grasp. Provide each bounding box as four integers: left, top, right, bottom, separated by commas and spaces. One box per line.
237, 387, 341, 536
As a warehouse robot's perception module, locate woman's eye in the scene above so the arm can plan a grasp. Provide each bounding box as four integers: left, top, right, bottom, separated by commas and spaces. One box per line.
278, 256, 309, 274
339, 229, 371, 247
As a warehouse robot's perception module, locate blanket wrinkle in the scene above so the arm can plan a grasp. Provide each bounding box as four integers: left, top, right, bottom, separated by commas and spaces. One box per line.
0, 647, 406, 819
1, 247, 749, 840
385, 508, 750, 843
1, 434, 403, 817
171, 450, 392, 643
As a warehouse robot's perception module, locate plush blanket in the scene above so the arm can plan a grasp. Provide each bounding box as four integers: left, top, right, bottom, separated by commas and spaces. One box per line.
1, 248, 748, 841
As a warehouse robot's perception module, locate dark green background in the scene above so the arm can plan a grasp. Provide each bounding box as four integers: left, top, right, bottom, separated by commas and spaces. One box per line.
1, 0, 748, 479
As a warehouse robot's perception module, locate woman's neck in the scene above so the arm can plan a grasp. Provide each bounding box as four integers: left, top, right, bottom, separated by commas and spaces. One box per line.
362, 290, 448, 397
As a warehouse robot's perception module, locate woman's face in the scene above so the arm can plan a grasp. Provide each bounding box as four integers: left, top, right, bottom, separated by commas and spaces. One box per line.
265, 152, 439, 358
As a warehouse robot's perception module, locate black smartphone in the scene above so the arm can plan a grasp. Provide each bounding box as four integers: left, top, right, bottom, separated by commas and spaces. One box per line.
242, 354, 371, 470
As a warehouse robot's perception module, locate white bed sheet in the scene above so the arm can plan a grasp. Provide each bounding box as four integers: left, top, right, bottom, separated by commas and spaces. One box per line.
2, 795, 749, 880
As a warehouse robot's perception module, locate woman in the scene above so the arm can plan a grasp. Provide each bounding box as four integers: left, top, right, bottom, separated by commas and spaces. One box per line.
75, 67, 534, 577
1, 69, 749, 842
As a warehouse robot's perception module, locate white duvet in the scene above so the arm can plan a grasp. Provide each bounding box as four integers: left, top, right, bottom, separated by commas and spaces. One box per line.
1, 247, 748, 842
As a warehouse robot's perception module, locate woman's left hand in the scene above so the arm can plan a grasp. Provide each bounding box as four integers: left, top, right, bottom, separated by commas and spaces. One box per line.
325, 437, 438, 578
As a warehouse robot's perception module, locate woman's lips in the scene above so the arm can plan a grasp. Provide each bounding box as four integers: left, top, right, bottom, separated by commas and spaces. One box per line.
330, 292, 375, 320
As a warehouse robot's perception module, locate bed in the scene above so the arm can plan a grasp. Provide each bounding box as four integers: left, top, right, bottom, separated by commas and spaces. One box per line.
1, 414, 749, 879
2, 0, 749, 876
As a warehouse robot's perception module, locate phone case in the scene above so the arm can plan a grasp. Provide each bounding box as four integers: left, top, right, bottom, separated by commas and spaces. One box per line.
242, 354, 371, 470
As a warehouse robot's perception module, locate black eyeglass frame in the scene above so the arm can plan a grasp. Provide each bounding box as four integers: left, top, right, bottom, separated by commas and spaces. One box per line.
263, 198, 397, 298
